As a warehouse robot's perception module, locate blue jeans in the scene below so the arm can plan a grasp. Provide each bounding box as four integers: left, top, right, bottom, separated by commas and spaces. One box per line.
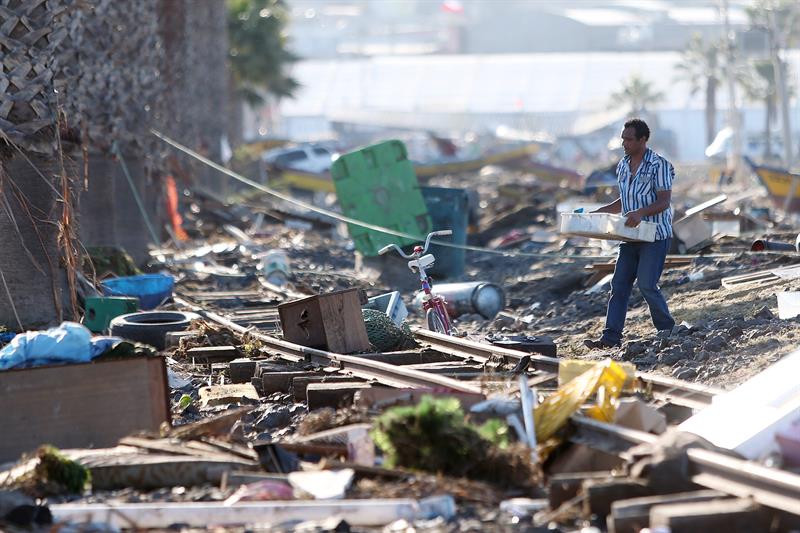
602, 239, 675, 345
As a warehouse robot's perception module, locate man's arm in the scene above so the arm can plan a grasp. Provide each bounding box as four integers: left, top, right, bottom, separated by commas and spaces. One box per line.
592, 198, 622, 214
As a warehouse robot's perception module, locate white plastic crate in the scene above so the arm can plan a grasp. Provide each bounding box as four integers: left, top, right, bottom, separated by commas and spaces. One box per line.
559, 212, 657, 242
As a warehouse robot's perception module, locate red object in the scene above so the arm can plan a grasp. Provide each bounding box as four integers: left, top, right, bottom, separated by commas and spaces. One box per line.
165, 175, 188, 241
777, 420, 800, 466
441, 0, 464, 14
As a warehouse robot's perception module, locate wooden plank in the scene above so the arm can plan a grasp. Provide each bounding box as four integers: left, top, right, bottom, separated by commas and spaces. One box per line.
320, 459, 410, 479
586, 257, 692, 272
77, 452, 257, 490
0, 357, 169, 463
186, 345, 240, 364
118, 437, 253, 463
317, 288, 371, 354
198, 437, 260, 461
167, 407, 252, 440
649, 498, 769, 532
721, 270, 780, 289
306, 382, 373, 409
721, 265, 800, 290
609, 490, 728, 533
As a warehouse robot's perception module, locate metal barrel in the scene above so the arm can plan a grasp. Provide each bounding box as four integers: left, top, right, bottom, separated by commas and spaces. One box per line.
750, 239, 796, 252
416, 281, 505, 320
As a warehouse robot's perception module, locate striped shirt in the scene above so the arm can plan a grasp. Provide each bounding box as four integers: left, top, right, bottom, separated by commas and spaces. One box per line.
617, 148, 674, 240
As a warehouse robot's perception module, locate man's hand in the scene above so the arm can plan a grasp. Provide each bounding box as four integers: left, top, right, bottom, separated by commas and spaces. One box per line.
625, 210, 643, 227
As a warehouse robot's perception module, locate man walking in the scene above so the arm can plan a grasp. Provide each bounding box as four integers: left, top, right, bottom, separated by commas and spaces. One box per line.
585, 118, 675, 349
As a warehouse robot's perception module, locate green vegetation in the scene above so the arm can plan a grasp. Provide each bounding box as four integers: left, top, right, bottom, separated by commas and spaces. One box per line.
371, 396, 537, 487
228, 0, 299, 106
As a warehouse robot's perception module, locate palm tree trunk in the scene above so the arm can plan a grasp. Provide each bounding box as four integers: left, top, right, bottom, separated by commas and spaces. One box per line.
79, 155, 118, 247
706, 77, 718, 147
0, 155, 71, 329
113, 155, 155, 265
157, 0, 229, 194
765, 96, 774, 160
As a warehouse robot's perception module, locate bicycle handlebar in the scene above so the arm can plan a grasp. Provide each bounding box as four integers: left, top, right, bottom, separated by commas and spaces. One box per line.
377, 230, 453, 258
378, 243, 410, 258
423, 230, 452, 253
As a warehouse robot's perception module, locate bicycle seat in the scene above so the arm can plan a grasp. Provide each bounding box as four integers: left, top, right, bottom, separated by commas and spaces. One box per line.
408, 254, 435, 271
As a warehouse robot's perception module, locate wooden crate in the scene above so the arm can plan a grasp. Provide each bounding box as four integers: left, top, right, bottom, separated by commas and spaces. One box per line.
0, 356, 170, 463
278, 288, 370, 354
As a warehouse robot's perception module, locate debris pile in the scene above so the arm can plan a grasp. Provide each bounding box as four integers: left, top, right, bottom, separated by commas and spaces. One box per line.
4, 138, 800, 531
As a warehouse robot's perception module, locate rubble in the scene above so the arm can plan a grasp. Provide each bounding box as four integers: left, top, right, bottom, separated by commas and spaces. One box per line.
6, 135, 800, 531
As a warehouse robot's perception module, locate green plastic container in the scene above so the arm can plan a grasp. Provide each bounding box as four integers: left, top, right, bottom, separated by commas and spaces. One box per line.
84, 296, 139, 333
420, 186, 469, 279
331, 140, 432, 257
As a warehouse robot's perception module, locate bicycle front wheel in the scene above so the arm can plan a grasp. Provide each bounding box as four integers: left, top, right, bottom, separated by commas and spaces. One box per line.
426, 308, 449, 335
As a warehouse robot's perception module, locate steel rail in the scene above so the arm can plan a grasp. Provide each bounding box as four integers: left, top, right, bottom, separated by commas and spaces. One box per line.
568, 417, 800, 517
175, 297, 483, 394
687, 448, 800, 516
413, 328, 723, 408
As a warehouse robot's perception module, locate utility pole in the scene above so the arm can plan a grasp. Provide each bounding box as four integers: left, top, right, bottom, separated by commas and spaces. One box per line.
768, 7, 793, 169
721, 0, 742, 179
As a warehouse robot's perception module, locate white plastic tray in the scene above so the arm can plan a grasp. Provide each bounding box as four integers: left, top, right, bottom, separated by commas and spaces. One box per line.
559, 212, 657, 242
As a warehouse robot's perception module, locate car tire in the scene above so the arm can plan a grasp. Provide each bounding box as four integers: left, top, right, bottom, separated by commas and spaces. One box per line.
110, 311, 199, 350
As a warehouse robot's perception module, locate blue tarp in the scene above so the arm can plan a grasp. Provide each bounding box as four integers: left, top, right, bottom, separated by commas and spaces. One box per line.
0, 322, 121, 371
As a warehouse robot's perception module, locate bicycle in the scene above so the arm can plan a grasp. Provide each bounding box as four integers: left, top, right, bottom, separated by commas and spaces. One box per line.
378, 230, 456, 335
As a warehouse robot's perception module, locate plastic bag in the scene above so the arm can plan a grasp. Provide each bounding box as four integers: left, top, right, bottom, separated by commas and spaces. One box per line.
0, 322, 122, 371
534, 359, 628, 442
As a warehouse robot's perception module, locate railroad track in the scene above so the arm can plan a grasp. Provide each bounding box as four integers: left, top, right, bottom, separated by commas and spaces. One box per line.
569, 417, 800, 517
175, 290, 721, 409
175, 297, 483, 394
413, 328, 723, 409
175, 294, 800, 518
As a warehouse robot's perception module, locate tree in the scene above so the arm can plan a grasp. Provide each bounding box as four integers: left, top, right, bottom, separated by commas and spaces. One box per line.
746, 0, 800, 166
609, 74, 665, 117
738, 59, 794, 160
160, 0, 231, 193
745, 0, 800, 46
0, 0, 75, 328
673, 34, 723, 147
65, 0, 166, 262
228, 0, 299, 107
0, 0, 171, 328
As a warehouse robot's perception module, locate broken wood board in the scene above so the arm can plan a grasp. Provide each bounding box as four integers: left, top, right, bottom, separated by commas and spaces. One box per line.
721, 265, 800, 290
119, 437, 258, 463
68, 448, 258, 490
166, 407, 253, 440
0, 357, 169, 463
584, 257, 693, 286
353, 387, 485, 410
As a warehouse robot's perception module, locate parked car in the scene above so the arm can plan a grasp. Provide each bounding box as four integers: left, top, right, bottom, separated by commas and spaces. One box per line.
261, 143, 336, 174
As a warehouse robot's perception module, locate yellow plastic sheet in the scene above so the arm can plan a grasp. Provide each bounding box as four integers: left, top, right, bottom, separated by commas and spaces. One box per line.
557, 359, 636, 390
534, 359, 628, 442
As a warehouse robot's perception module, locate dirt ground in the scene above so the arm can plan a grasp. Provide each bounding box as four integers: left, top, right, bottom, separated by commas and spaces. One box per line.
204, 164, 800, 392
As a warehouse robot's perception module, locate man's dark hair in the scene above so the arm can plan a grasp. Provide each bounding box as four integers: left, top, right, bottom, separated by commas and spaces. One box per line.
624, 118, 650, 141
